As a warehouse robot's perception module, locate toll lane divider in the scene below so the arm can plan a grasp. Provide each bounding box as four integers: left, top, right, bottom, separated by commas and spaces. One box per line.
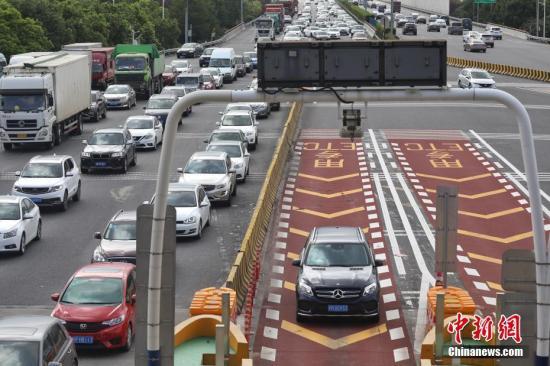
225, 102, 303, 310
447, 56, 550, 82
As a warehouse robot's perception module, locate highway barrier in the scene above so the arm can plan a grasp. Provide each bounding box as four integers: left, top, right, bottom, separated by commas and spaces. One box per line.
447, 56, 550, 82
426, 286, 476, 327
225, 102, 302, 311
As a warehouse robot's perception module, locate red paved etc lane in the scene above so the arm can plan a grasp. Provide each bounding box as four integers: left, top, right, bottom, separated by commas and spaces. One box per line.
253, 136, 413, 365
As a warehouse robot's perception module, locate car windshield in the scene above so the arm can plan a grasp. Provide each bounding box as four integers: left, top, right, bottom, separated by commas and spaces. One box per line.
0, 94, 45, 112
182, 43, 195, 48
184, 159, 226, 174
126, 119, 153, 129
471, 71, 491, 79
211, 132, 241, 142
92, 63, 103, 73
147, 98, 175, 109
203, 48, 214, 56
305, 243, 370, 266
207, 145, 242, 158
222, 115, 252, 126
89, 132, 124, 145
177, 76, 199, 85
204, 68, 219, 76
226, 105, 251, 113
104, 221, 136, 240
172, 60, 188, 68
161, 88, 186, 98
61, 277, 123, 305
115, 57, 146, 71
234, 57, 243, 64
0, 203, 20, 220
200, 74, 214, 83
21, 163, 62, 178
0, 340, 39, 366
167, 191, 197, 207
105, 86, 129, 94
209, 58, 231, 67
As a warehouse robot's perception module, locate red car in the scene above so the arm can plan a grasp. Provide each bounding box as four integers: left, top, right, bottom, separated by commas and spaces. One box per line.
162, 65, 177, 86
51, 262, 136, 351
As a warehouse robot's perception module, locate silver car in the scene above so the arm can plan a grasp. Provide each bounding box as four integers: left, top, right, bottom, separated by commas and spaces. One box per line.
92, 210, 136, 264
464, 38, 487, 53
0, 315, 78, 366
206, 141, 250, 183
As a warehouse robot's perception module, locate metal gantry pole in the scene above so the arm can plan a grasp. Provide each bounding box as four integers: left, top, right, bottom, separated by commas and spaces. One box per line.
537, 0, 540, 37
147, 88, 548, 365
544, 0, 547, 38
185, 0, 189, 43
162, 0, 165, 20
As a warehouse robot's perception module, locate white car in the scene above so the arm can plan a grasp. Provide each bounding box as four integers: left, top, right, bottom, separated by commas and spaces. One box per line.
486, 26, 503, 40
0, 195, 41, 255
463, 31, 481, 43
216, 110, 259, 150
457, 68, 496, 89
12, 155, 81, 211
206, 141, 250, 182
171, 59, 193, 74
284, 31, 303, 41
178, 151, 237, 205
304, 26, 321, 37
312, 30, 330, 40
201, 67, 224, 88
125, 115, 163, 150
434, 19, 447, 28
327, 28, 341, 39
221, 102, 270, 119
151, 183, 211, 239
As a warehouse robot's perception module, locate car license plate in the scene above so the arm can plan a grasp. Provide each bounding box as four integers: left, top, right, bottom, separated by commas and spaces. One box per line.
95, 161, 107, 167
328, 304, 348, 313
72, 336, 93, 344
17, 133, 27, 139
30, 197, 42, 203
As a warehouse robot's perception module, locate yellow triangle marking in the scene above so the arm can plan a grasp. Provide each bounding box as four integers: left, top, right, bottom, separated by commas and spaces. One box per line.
416, 172, 492, 183
426, 188, 507, 199
295, 188, 363, 198
284, 281, 296, 291
298, 173, 360, 182
281, 320, 388, 350
292, 206, 365, 219
287, 252, 299, 260
362, 227, 369, 234
289, 227, 309, 237
458, 229, 533, 244
487, 281, 504, 292
458, 207, 524, 219
468, 252, 502, 265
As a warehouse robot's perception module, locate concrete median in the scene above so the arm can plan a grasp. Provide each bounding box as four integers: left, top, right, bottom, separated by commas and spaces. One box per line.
447, 56, 550, 82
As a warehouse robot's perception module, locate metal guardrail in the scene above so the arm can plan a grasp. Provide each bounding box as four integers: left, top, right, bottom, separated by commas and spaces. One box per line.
447, 56, 550, 82
225, 102, 302, 310
527, 35, 550, 44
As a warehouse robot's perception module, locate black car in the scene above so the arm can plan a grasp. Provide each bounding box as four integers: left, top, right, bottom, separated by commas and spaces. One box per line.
440, 15, 450, 25
462, 18, 473, 31
83, 91, 107, 122
396, 19, 408, 28
293, 226, 383, 322
80, 128, 137, 173
177, 43, 204, 58
234, 55, 246, 77
403, 23, 417, 35
199, 47, 215, 67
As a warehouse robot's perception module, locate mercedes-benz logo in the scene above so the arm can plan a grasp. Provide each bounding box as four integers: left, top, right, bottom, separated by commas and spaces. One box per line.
17, 120, 26, 128
80, 323, 87, 330
332, 289, 344, 299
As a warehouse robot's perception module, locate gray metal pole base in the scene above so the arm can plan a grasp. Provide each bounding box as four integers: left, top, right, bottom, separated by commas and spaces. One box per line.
340, 127, 364, 138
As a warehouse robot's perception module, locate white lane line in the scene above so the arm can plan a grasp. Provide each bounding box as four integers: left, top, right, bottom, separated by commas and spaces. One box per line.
369, 129, 435, 284
413, 274, 430, 354
372, 174, 406, 276
270, 279, 283, 288
263, 326, 279, 340
268, 293, 281, 304
266, 309, 280, 321
470, 129, 550, 216
386, 309, 400, 321
260, 346, 277, 362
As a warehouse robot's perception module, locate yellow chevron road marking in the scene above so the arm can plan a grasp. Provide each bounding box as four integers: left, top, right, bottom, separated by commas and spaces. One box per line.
426, 188, 507, 199
289, 227, 309, 237
284, 281, 296, 291
287, 252, 299, 260
295, 188, 363, 198
292, 206, 365, 219
459, 229, 532, 244
487, 281, 504, 292
281, 320, 388, 349
459, 207, 524, 219
468, 252, 503, 265
298, 173, 359, 182
416, 173, 491, 183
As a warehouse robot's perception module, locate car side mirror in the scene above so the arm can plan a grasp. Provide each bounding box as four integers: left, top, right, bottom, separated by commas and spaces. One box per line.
14, 171, 20, 177
142, 106, 146, 110
244, 152, 250, 157
203, 139, 209, 143
82, 139, 87, 144
94, 232, 102, 239
229, 169, 236, 174
254, 122, 259, 126
142, 200, 150, 205
375, 259, 385, 267
466, 75, 471, 79
51, 293, 60, 302
23, 213, 33, 220
218, 111, 223, 115
200, 198, 209, 207
292, 259, 301, 267
215, 122, 220, 126
177, 167, 184, 174
131, 293, 136, 304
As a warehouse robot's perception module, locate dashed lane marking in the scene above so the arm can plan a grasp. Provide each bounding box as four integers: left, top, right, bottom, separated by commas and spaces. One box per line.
280, 320, 388, 350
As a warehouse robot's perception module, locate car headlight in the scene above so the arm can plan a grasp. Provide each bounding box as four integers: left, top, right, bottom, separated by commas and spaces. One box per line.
13, 186, 22, 192
298, 280, 313, 296
144, 134, 155, 139
233, 163, 243, 169
38, 128, 49, 137
363, 282, 378, 296
102, 314, 125, 327
182, 216, 197, 224
111, 152, 124, 157
81, 152, 91, 157
48, 185, 64, 193
246, 131, 254, 136
3, 229, 17, 239
215, 183, 228, 189
92, 247, 106, 262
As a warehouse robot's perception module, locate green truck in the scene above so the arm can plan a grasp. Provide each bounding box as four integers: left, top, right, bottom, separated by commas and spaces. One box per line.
113, 44, 165, 98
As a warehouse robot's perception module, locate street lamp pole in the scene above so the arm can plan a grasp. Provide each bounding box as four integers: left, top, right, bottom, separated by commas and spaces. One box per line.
185, 0, 189, 43
241, 0, 244, 25
162, 0, 165, 20
537, 0, 540, 36
544, 0, 547, 38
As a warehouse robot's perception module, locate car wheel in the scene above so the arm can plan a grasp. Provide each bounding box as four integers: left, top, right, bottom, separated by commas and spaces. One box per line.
53, 124, 61, 146
102, 107, 107, 119
196, 220, 203, 240
206, 208, 211, 227
73, 181, 81, 202
153, 138, 157, 150
122, 325, 133, 352
60, 191, 69, 211
130, 152, 137, 167
232, 183, 237, 196
482, 49, 486, 53
121, 158, 128, 173
75, 116, 83, 135
81, 167, 89, 174
94, 111, 99, 122
18, 233, 26, 255
34, 220, 42, 241
296, 312, 306, 323
458, 80, 462, 88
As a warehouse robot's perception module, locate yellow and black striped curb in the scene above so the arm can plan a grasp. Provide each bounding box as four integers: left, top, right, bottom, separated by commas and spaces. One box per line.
448, 56, 550, 82
225, 102, 303, 309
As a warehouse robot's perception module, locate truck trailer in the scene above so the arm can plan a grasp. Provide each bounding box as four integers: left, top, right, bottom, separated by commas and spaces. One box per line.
0, 52, 91, 150
113, 44, 165, 98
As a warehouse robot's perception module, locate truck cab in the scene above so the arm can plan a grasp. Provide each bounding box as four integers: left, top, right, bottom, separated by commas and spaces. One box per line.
92, 48, 115, 90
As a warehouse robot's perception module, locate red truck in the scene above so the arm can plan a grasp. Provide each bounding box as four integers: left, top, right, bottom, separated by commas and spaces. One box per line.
264, 4, 285, 33
62, 43, 115, 90
280, 0, 298, 16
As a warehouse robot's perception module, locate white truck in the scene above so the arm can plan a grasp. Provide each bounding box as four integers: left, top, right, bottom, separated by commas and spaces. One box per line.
0, 52, 91, 150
